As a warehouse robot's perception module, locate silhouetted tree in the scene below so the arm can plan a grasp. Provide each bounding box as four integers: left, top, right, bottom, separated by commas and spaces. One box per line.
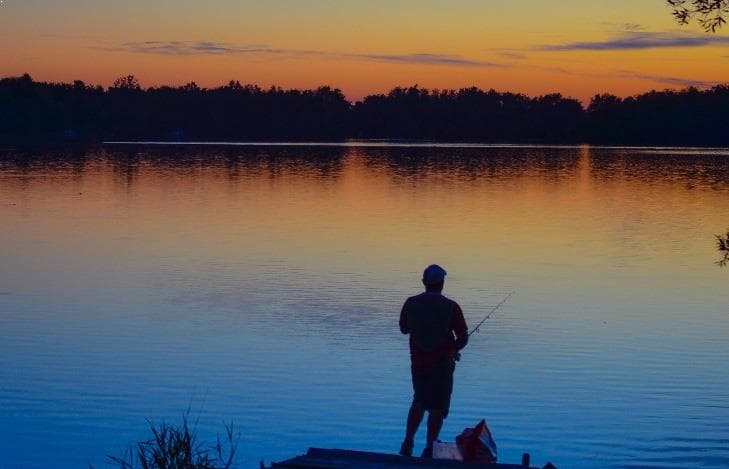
668, 0, 728, 31
226, 80, 243, 91
1, 74, 728, 144
181, 82, 201, 92
352, 86, 583, 143
586, 86, 729, 145
112, 75, 141, 90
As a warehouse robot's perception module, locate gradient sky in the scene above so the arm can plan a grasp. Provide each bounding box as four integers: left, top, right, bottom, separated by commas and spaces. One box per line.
1, 0, 728, 102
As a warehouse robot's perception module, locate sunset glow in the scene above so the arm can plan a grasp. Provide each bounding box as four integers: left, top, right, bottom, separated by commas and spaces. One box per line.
1, 1, 728, 102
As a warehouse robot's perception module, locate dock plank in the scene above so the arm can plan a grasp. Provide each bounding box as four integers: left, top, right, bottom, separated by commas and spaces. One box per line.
269, 448, 542, 469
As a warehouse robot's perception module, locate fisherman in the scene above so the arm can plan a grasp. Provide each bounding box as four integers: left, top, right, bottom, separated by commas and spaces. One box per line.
399, 264, 468, 458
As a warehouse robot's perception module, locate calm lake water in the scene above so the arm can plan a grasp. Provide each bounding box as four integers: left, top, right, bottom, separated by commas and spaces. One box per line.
1, 143, 728, 469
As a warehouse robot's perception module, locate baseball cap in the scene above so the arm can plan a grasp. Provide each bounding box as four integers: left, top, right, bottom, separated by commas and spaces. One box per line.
423, 264, 447, 285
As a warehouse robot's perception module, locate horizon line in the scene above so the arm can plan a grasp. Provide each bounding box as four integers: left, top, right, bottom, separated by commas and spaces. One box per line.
102, 141, 729, 152
4, 73, 728, 104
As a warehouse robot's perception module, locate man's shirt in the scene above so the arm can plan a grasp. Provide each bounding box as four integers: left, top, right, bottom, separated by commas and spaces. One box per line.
400, 292, 468, 373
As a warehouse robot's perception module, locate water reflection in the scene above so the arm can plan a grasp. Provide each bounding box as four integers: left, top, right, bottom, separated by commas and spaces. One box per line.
3, 144, 729, 188
1, 144, 728, 469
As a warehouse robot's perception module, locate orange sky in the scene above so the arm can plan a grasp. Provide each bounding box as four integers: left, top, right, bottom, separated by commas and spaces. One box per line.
1, 1, 727, 102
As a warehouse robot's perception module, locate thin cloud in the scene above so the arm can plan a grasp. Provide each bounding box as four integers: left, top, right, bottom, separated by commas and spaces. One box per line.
347, 52, 506, 68
40, 33, 100, 40
615, 70, 713, 88
95, 40, 507, 68
95, 40, 717, 86
525, 63, 715, 88
623, 23, 645, 32
538, 31, 729, 51
599, 22, 646, 32
497, 52, 527, 60
96, 41, 312, 56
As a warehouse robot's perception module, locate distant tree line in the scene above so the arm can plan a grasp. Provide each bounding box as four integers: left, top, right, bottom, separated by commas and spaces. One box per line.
1, 73, 728, 145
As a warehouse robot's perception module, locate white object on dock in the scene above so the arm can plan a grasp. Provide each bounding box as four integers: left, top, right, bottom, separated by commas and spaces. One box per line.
432, 441, 463, 461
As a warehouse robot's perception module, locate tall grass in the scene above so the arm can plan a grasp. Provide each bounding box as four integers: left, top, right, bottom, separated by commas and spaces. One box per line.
107, 414, 238, 469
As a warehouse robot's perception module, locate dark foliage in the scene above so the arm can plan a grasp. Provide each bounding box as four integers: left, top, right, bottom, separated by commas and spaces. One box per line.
0, 74, 350, 142
717, 230, 729, 267
668, 0, 728, 31
1, 74, 728, 145
585, 86, 729, 146
352, 86, 583, 142
106, 415, 238, 469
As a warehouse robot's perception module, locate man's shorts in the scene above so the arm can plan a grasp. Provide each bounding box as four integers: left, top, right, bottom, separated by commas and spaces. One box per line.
411, 359, 455, 418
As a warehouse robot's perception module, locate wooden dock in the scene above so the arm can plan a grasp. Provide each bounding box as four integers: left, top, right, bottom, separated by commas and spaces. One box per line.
267, 448, 557, 469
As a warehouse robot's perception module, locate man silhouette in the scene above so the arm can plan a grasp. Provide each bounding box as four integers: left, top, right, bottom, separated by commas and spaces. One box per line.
399, 264, 468, 458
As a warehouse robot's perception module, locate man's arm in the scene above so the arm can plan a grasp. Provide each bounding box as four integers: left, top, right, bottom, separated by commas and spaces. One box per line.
399, 301, 409, 334
452, 303, 468, 350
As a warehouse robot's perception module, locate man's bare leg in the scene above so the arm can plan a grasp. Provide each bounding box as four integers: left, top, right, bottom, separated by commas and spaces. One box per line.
400, 402, 425, 456
425, 409, 444, 451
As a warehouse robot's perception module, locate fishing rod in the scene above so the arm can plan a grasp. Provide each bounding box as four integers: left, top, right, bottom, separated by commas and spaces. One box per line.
455, 291, 514, 362
468, 290, 515, 337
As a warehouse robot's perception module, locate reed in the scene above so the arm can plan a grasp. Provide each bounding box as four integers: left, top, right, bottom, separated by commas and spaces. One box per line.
106, 414, 238, 469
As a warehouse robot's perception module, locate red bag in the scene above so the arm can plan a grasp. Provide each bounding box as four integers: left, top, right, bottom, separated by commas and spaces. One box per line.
455, 419, 498, 463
